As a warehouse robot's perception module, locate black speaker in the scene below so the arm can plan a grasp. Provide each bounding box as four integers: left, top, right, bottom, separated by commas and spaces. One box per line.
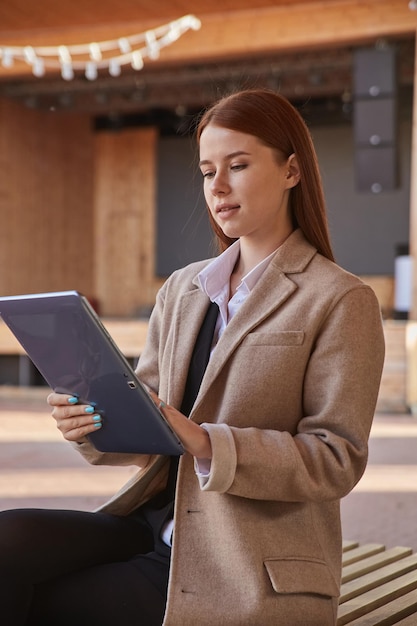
353, 47, 396, 98
353, 46, 398, 192
355, 146, 397, 193
354, 98, 396, 146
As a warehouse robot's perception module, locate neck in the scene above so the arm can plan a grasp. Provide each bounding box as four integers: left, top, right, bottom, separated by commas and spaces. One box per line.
235, 228, 293, 277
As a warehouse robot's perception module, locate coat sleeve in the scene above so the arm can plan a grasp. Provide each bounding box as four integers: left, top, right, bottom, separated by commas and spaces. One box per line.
70, 440, 150, 468
200, 284, 385, 502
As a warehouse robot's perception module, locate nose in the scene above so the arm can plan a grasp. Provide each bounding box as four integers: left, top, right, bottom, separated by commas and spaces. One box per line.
209, 171, 230, 196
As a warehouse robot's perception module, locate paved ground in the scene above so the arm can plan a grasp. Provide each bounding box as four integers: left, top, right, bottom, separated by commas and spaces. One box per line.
0, 385, 416, 552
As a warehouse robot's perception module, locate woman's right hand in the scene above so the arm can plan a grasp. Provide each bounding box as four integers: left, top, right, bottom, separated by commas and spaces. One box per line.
47, 392, 102, 443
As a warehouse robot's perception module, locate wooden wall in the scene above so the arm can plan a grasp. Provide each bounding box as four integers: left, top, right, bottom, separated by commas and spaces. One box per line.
0, 97, 164, 317
0, 97, 94, 298
94, 127, 163, 316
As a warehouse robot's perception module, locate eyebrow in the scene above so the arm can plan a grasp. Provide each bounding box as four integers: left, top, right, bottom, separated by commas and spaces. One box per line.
199, 150, 251, 167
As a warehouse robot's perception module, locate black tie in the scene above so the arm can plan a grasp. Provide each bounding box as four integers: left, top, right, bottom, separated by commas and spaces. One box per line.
180, 300, 219, 417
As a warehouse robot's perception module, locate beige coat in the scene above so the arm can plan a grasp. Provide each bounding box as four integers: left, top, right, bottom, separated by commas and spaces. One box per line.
77, 230, 385, 625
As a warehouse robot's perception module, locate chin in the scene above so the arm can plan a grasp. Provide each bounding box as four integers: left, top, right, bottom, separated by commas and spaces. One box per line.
218, 226, 241, 239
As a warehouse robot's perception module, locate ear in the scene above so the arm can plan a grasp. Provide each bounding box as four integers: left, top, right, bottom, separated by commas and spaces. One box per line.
285, 153, 301, 188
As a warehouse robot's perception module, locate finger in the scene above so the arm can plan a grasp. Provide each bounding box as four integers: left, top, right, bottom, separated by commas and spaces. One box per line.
51, 402, 97, 421
47, 392, 79, 407
148, 391, 168, 412
148, 390, 159, 405
55, 413, 103, 441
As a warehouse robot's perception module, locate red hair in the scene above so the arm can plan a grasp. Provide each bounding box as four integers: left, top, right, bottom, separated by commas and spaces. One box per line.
196, 89, 335, 262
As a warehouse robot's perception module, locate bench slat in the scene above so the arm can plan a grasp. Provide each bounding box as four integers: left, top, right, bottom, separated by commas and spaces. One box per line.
342, 547, 413, 584
340, 553, 417, 603
337, 570, 417, 624
343, 540, 360, 552
393, 609, 417, 625
338, 588, 417, 625
342, 544, 386, 567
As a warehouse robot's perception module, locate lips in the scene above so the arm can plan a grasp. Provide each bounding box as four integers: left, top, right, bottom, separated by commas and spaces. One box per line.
215, 204, 240, 214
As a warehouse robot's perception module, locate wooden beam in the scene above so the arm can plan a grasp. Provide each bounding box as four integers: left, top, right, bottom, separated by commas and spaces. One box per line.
0, 0, 415, 80
185, 0, 417, 61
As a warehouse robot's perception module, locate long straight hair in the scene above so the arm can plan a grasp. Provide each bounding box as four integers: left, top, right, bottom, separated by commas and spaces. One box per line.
196, 89, 335, 262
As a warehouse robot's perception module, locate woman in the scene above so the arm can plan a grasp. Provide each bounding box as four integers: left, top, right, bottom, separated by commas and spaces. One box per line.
0, 89, 385, 625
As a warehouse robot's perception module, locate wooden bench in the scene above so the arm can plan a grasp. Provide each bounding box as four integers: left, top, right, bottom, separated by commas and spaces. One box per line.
338, 540, 417, 624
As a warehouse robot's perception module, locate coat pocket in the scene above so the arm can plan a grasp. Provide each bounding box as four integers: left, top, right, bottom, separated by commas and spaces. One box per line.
264, 557, 340, 598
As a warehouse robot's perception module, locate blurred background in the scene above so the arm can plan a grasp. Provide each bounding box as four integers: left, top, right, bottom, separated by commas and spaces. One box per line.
0, 1, 416, 414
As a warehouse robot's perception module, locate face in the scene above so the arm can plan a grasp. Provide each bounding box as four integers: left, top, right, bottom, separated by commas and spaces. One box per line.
199, 124, 297, 250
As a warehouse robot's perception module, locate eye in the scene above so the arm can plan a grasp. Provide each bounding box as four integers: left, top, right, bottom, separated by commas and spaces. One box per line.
231, 163, 247, 172
201, 170, 215, 179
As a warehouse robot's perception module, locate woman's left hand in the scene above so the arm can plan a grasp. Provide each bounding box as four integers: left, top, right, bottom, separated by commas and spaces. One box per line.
149, 391, 212, 460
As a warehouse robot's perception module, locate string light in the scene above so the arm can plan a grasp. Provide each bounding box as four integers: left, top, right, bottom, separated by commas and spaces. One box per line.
89, 43, 102, 62
108, 58, 121, 77
58, 45, 71, 64
32, 58, 45, 77
85, 61, 98, 81
0, 14, 201, 81
118, 38, 131, 54
145, 31, 160, 60
131, 51, 144, 71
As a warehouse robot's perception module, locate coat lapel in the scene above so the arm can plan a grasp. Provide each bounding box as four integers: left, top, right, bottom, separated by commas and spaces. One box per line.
166, 229, 317, 416
189, 230, 317, 415
195, 269, 296, 403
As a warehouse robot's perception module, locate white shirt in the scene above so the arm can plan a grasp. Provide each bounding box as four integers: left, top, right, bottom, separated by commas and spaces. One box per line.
198, 239, 277, 349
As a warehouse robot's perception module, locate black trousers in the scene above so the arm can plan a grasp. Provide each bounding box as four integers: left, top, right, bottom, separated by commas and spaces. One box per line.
0, 506, 170, 626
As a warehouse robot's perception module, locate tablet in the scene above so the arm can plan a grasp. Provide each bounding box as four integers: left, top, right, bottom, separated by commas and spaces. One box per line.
0, 291, 184, 456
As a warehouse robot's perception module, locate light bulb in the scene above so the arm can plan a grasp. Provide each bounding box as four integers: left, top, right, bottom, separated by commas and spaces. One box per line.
109, 59, 121, 77
1, 48, 14, 68
118, 38, 131, 54
32, 58, 45, 77
131, 51, 144, 71
58, 46, 71, 64
85, 62, 98, 80
89, 42, 102, 62
145, 31, 160, 60
24, 46, 36, 64
61, 62, 74, 81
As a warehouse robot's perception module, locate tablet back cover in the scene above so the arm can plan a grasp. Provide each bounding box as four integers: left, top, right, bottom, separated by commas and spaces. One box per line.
0, 291, 183, 455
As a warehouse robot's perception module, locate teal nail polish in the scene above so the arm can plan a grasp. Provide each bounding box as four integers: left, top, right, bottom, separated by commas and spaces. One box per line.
94, 422, 102, 429
92, 414, 102, 422
85, 406, 95, 414
68, 396, 78, 405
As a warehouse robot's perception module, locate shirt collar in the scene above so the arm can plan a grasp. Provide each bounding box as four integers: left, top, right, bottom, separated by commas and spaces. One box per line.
198, 240, 278, 301
198, 240, 240, 301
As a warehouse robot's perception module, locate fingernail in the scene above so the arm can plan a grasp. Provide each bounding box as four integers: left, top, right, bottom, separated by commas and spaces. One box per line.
92, 414, 102, 422
85, 406, 95, 414
94, 422, 102, 429
68, 396, 78, 405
